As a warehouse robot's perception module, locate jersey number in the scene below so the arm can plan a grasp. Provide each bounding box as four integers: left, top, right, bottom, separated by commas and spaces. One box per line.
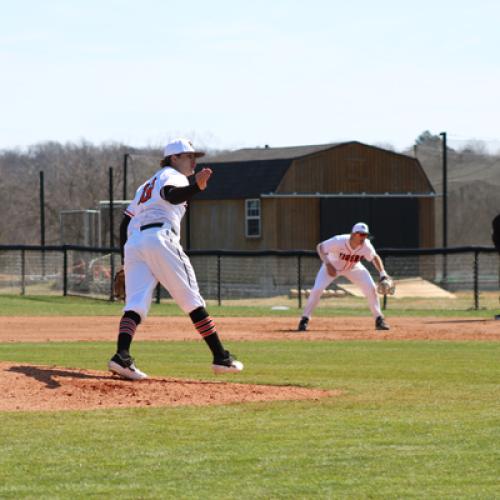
138, 177, 157, 204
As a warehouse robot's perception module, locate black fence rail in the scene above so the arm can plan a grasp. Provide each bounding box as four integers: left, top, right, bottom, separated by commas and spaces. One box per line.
0, 244, 498, 310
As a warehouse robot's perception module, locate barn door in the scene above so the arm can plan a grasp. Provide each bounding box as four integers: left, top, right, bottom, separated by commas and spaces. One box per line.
320, 197, 419, 248
320, 198, 370, 240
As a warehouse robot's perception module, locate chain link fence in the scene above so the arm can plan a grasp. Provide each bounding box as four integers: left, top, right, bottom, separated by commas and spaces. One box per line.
0, 245, 498, 311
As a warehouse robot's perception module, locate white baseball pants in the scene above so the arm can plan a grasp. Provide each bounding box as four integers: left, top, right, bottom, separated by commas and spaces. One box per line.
124, 227, 205, 321
302, 263, 382, 319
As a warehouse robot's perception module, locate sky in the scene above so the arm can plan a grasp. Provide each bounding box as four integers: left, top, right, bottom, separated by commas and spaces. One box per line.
1, 0, 500, 153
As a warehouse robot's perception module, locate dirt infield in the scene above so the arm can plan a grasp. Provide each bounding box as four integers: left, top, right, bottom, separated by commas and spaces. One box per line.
1, 316, 498, 412
0, 316, 499, 343
0, 362, 336, 412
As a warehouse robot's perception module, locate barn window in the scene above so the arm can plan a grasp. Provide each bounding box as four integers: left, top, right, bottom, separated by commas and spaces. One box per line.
245, 199, 261, 238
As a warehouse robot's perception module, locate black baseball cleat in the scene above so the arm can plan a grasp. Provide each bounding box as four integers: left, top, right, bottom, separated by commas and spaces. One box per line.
212, 351, 244, 374
297, 316, 309, 331
375, 316, 390, 331
108, 353, 148, 380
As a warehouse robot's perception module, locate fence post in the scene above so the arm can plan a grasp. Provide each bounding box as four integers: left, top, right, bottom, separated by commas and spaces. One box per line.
156, 283, 161, 304
217, 254, 221, 306
473, 250, 479, 310
381, 255, 388, 310
63, 247, 68, 296
108, 167, 114, 248
21, 249, 26, 296
40, 171, 46, 278
109, 253, 115, 301
297, 255, 302, 309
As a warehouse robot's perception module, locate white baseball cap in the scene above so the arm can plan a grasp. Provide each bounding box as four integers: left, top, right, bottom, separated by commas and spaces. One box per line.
163, 138, 205, 158
351, 222, 369, 234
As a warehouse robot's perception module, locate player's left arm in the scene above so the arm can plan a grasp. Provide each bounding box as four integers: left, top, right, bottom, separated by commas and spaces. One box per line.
160, 168, 213, 205
372, 254, 388, 280
364, 240, 388, 280
372, 253, 396, 295
161, 184, 201, 204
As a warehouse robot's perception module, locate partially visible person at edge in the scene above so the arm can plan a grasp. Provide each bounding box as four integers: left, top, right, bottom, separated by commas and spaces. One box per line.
108, 138, 243, 380
492, 214, 500, 320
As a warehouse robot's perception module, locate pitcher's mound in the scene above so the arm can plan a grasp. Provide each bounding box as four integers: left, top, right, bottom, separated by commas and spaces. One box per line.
0, 363, 338, 412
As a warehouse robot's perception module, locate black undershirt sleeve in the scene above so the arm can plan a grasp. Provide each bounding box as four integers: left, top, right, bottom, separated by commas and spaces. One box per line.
160, 184, 202, 205
119, 214, 131, 264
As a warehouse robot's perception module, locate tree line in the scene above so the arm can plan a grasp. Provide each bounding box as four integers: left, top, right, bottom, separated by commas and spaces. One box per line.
0, 141, 156, 246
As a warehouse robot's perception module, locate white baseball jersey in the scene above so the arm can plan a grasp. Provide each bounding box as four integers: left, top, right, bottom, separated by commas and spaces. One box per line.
124, 167, 188, 236
122, 167, 204, 320
321, 234, 376, 272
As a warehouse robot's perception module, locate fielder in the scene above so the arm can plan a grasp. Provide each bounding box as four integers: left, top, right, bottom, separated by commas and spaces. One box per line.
297, 222, 394, 332
108, 138, 243, 380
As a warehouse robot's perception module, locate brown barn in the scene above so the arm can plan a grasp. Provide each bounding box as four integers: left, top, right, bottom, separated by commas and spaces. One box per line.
188, 141, 436, 251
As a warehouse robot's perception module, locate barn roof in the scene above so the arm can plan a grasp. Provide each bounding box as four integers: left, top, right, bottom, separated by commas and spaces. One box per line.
199, 142, 341, 163
195, 159, 292, 200
196, 142, 343, 200
196, 141, 429, 200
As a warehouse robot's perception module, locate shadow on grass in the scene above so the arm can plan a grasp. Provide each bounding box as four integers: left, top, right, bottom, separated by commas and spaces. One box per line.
7, 365, 112, 389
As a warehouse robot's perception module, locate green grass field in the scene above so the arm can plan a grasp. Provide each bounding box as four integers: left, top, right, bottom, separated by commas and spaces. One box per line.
0, 293, 497, 317
0, 296, 499, 498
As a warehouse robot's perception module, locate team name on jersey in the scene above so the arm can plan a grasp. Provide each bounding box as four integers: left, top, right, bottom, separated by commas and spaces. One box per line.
339, 252, 362, 263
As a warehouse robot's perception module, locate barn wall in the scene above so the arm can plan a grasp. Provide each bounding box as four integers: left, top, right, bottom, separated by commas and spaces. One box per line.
188, 198, 320, 250
188, 199, 277, 250
273, 197, 320, 250
188, 198, 435, 251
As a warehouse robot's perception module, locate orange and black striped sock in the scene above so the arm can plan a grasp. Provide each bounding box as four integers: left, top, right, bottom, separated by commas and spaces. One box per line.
189, 306, 225, 359
193, 316, 216, 338
117, 310, 141, 356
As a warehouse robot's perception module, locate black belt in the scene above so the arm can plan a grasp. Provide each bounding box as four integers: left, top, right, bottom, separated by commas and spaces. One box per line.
140, 223, 176, 235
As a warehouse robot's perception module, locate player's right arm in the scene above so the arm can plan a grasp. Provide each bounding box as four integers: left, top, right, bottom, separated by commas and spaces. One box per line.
316, 240, 337, 277
119, 188, 142, 264
119, 215, 131, 265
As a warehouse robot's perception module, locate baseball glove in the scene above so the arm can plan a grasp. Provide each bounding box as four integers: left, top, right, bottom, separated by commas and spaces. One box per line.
377, 275, 395, 295
113, 268, 126, 300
